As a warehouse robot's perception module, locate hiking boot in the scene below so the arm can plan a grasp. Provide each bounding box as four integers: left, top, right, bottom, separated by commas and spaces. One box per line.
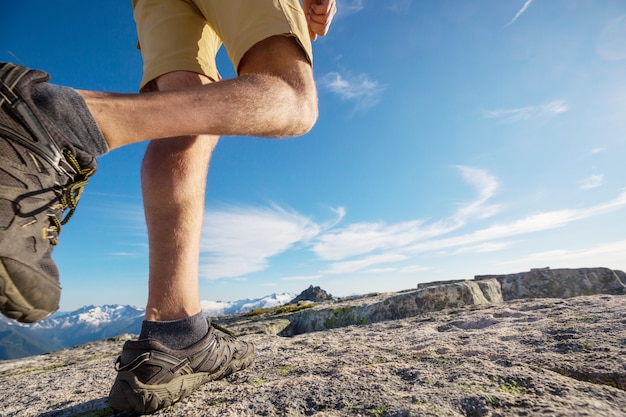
109, 322, 255, 413
0, 62, 97, 323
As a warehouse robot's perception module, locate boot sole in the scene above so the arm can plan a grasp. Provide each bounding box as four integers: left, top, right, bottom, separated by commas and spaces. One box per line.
0, 259, 54, 323
108, 371, 211, 413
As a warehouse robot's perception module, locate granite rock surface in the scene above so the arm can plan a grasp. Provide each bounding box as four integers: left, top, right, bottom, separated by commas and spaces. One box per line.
0, 292, 624, 417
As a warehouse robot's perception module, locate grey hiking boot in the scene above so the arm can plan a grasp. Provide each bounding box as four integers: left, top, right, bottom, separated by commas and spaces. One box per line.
108, 322, 255, 413
0, 62, 97, 323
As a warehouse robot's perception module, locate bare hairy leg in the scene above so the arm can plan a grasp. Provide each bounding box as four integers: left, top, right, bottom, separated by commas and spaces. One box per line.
141, 71, 217, 322
137, 35, 317, 321
81, 36, 318, 151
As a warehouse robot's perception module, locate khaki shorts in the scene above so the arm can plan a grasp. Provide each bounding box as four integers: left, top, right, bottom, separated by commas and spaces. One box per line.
132, 0, 313, 90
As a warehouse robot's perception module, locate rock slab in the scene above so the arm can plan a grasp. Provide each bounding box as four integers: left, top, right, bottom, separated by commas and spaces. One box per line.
280, 267, 626, 336
475, 267, 626, 300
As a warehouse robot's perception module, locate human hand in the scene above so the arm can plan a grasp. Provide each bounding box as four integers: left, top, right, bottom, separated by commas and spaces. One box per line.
302, 0, 337, 40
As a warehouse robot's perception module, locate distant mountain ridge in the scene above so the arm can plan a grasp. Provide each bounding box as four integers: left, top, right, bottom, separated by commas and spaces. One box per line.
201, 292, 295, 317
0, 292, 295, 360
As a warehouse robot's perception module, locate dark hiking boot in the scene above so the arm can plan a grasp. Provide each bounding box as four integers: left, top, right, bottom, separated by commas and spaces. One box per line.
0, 62, 97, 323
108, 322, 255, 413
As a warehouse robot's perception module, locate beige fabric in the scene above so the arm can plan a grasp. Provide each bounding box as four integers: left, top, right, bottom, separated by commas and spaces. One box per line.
132, 0, 313, 89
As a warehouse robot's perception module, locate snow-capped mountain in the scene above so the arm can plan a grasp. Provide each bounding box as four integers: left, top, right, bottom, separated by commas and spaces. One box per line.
0, 292, 295, 360
36, 304, 145, 330
201, 292, 295, 317
0, 305, 145, 360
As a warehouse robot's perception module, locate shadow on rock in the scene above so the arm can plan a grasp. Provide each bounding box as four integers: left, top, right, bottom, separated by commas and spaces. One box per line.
37, 397, 132, 417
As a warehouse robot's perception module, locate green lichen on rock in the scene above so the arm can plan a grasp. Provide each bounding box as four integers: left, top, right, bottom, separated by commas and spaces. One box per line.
324, 306, 368, 329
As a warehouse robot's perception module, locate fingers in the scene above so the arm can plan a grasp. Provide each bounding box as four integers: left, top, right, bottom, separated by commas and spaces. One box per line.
305, 0, 337, 40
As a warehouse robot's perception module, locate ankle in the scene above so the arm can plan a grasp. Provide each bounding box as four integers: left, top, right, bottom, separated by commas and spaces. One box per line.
145, 303, 202, 322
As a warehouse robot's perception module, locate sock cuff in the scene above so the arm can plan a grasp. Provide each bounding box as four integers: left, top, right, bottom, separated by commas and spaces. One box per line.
139, 312, 209, 350
72, 90, 109, 156
32, 83, 109, 157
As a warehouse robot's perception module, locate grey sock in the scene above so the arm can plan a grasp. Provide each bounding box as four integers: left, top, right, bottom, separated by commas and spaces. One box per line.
31, 83, 109, 157
139, 312, 209, 350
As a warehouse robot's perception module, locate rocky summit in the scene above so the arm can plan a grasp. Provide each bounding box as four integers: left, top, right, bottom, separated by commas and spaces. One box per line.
288, 285, 334, 305
0, 267, 625, 416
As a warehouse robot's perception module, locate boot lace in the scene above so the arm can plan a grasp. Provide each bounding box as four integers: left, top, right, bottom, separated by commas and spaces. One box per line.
44, 149, 95, 245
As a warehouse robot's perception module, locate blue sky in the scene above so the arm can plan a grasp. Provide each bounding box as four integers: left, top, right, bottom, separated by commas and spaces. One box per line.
2, 1, 626, 311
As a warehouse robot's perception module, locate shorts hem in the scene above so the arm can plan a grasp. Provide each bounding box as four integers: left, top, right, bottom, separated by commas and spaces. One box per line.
230, 31, 313, 74
139, 61, 220, 92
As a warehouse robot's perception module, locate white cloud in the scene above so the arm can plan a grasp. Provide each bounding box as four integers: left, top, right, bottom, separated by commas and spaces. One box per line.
336, 0, 413, 17
324, 253, 408, 274
399, 265, 432, 273
319, 72, 384, 111
449, 241, 516, 255
363, 267, 399, 274
484, 100, 568, 122
312, 219, 447, 261
596, 14, 626, 61
193, 173, 626, 283
452, 166, 500, 222
199, 204, 322, 279
386, 0, 412, 14
505, 0, 534, 27
281, 274, 323, 281
579, 174, 604, 190
108, 252, 141, 257
312, 178, 626, 275
407, 191, 626, 253
501, 239, 626, 267
337, 0, 365, 17
313, 166, 500, 260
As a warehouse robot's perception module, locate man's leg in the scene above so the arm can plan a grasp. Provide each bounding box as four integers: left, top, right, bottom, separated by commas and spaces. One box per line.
80, 35, 318, 150
108, 36, 317, 412
140, 71, 217, 323
141, 35, 317, 325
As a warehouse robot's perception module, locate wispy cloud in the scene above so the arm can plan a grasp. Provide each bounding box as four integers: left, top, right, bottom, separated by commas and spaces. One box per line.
579, 174, 604, 190
449, 241, 516, 255
312, 219, 445, 261
311, 176, 626, 274
386, 0, 412, 14
399, 265, 433, 273
505, 0, 534, 27
199, 204, 323, 280
319, 71, 384, 112
336, 0, 365, 17
452, 166, 500, 222
314, 188, 626, 264
484, 100, 568, 122
312, 166, 500, 261
324, 253, 408, 274
596, 14, 626, 61
407, 191, 626, 254
108, 251, 142, 257
281, 274, 323, 281
501, 239, 626, 267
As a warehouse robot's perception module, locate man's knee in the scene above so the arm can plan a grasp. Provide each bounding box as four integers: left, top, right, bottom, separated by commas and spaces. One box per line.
142, 71, 219, 153
239, 35, 319, 135
265, 76, 318, 137
296, 87, 318, 135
